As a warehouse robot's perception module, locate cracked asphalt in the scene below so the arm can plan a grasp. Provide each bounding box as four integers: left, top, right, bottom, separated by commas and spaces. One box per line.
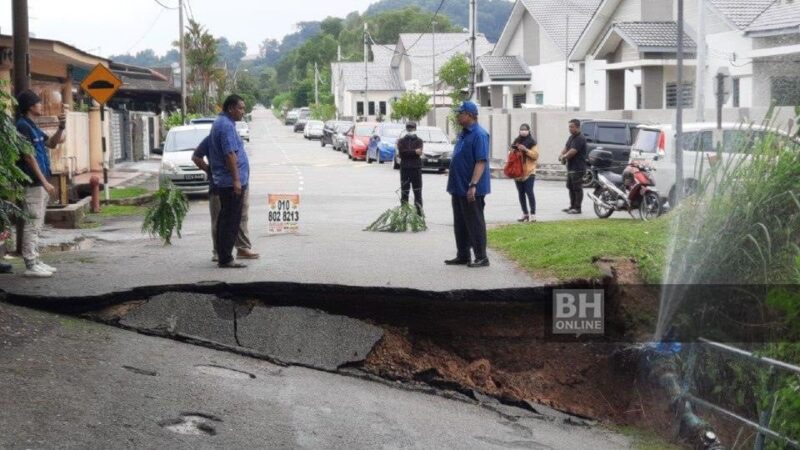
0, 303, 634, 449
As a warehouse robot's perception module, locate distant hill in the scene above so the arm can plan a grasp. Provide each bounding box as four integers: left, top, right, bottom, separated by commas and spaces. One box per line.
364, 0, 513, 43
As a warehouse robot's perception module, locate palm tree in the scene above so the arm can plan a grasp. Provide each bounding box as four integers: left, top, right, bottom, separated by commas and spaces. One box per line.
176, 20, 221, 114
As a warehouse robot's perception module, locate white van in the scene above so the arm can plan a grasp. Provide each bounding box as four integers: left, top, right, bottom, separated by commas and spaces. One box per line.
629, 122, 788, 205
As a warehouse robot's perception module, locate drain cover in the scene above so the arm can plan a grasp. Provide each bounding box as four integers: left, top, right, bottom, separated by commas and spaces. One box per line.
196, 364, 256, 380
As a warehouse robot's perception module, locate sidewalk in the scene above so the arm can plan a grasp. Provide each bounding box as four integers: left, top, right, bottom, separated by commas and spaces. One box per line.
70, 158, 161, 189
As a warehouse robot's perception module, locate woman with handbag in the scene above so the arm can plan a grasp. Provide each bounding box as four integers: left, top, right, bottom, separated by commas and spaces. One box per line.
510, 124, 539, 222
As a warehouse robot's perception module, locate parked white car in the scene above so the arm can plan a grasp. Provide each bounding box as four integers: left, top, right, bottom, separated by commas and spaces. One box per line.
159, 124, 212, 195
394, 126, 452, 172
304, 120, 325, 140
236, 121, 250, 142
630, 122, 789, 205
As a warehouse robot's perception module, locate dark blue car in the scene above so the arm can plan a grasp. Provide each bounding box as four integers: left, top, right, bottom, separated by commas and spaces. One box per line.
366, 123, 405, 164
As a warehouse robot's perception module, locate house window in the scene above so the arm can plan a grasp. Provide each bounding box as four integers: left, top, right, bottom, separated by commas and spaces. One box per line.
368, 101, 376, 116
732, 78, 740, 108
379, 101, 387, 116
770, 77, 800, 106
534, 92, 544, 105
635, 85, 642, 110
666, 82, 694, 108
356, 101, 364, 116
512, 94, 526, 108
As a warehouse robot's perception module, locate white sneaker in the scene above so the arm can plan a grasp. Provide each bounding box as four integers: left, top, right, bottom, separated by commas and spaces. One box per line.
36, 262, 57, 273
24, 265, 53, 278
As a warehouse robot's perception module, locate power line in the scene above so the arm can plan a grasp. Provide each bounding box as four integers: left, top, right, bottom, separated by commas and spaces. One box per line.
366, 32, 471, 59
124, 8, 165, 54
153, 0, 179, 10
399, 0, 448, 54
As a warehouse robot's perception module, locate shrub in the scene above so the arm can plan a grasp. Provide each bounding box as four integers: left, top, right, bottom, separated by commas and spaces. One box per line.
141, 186, 189, 245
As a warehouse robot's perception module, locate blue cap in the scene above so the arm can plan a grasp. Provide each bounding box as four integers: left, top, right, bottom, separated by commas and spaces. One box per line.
454, 101, 479, 116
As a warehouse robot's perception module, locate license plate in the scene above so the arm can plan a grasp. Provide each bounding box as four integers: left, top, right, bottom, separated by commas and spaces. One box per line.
184, 174, 204, 181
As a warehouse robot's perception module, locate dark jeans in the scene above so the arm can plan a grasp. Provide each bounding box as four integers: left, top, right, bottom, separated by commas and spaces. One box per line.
451, 195, 487, 261
400, 167, 423, 213
216, 186, 246, 265
515, 176, 536, 215
567, 171, 584, 211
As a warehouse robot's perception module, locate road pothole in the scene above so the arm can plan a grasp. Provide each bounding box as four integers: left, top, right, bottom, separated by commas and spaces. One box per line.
196, 364, 256, 380
159, 413, 221, 436
43, 237, 94, 253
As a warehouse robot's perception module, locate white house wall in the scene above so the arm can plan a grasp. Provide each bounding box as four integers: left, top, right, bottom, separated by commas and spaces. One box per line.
530, 61, 581, 108
608, 0, 642, 22
705, 30, 753, 108
507, 18, 525, 57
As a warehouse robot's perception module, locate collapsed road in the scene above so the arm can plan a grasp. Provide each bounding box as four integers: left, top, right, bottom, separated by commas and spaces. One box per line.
0, 280, 676, 448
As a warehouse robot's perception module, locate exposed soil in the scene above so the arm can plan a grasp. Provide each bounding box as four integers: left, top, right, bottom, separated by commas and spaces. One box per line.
357, 259, 678, 441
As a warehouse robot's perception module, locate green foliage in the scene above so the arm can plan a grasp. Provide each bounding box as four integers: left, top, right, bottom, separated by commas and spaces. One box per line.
364, 0, 514, 43
489, 218, 669, 283
365, 203, 427, 233
310, 103, 336, 121
0, 82, 33, 233
391, 91, 431, 122
109, 187, 150, 200
141, 186, 189, 245
272, 92, 293, 111
163, 112, 201, 131
438, 54, 471, 105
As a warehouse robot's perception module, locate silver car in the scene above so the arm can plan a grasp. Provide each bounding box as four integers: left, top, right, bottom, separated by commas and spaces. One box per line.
159, 124, 212, 195
394, 126, 452, 172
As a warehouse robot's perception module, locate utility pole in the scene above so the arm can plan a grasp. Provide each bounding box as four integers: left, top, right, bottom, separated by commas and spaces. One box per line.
12, 0, 30, 95
468, 0, 477, 100
432, 20, 437, 126
716, 72, 725, 130
564, 15, 570, 112
363, 22, 369, 120
675, 0, 685, 205
314, 62, 319, 106
179, 0, 188, 124
695, 0, 707, 122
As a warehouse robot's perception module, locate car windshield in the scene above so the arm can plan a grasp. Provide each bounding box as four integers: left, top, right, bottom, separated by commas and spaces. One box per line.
632, 129, 660, 153
337, 124, 353, 133
355, 125, 375, 136
165, 128, 211, 152
308, 122, 324, 130
418, 130, 449, 143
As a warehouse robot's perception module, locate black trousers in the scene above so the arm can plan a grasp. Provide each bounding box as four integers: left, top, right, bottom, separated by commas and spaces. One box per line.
515, 176, 536, 215
216, 186, 246, 265
566, 171, 584, 211
400, 167, 423, 213
451, 195, 487, 261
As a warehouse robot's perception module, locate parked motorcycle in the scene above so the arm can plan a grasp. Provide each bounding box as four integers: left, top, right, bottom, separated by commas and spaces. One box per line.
586, 149, 662, 221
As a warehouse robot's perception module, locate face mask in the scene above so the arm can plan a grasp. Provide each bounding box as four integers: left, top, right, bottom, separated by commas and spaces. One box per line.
407, 131, 416, 137
519, 130, 529, 137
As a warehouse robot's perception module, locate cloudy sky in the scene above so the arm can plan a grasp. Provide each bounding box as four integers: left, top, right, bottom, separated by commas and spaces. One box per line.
0, 0, 375, 57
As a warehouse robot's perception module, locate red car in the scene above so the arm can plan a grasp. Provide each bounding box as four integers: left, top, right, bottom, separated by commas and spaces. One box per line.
345, 122, 377, 161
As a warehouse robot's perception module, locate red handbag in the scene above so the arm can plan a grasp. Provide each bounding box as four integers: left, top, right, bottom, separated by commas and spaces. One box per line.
503, 150, 525, 178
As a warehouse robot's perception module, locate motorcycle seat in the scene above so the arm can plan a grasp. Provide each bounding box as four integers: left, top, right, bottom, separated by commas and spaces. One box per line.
600, 171, 624, 187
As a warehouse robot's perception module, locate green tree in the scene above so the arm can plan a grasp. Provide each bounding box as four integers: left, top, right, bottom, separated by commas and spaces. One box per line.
0, 83, 33, 236
438, 53, 470, 105
177, 19, 223, 114
392, 91, 431, 121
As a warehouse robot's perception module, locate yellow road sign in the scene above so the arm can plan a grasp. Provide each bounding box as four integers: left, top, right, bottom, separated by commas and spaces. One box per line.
80, 64, 122, 105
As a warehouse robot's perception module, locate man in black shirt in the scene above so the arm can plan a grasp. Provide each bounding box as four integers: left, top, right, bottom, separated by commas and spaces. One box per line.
396, 121, 424, 214
559, 119, 587, 214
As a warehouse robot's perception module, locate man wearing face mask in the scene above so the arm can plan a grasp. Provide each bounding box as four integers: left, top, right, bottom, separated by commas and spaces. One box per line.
396, 121, 424, 214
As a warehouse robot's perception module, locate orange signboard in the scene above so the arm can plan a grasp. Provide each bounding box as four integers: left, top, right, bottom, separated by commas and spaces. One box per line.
80, 64, 122, 105
267, 194, 300, 234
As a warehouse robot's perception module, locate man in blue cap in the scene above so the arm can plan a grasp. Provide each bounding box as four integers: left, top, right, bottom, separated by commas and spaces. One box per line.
445, 101, 491, 268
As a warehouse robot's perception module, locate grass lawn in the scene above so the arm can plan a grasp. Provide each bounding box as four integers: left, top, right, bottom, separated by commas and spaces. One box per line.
488, 218, 670, 283
109, 187, 150, 200
93, 204, 147, 218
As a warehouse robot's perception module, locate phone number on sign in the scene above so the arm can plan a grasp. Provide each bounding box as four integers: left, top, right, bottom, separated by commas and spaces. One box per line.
269, 211, 300, 222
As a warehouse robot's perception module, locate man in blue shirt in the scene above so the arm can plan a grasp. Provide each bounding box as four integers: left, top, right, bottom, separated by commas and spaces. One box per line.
14, 90, 66, 278
207, 94, 250, 268
445, 101, 491, 268
192, 135, 258, 262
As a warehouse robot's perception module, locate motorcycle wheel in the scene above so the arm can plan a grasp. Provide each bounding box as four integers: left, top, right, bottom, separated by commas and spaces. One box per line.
640, 191, 662, 221
582, 169, 596, 188
593, 189, 614, 219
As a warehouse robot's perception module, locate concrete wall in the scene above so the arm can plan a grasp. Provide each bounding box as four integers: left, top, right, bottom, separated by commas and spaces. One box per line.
752, 59, 800, 108
530, 61, 580, 108
62, 112, 91, 174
